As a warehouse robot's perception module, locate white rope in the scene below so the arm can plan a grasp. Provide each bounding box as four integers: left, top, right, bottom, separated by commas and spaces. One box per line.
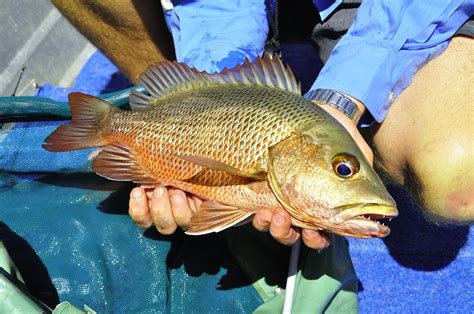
282, 237, 301, 314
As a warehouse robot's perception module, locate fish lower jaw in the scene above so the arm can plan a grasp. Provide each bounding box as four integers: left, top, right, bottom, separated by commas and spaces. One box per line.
331, 204, 398, 224
340, 216, 391, 238
290, 213, 392, 238
293, 215, 391, 238
325, 204, 398, 238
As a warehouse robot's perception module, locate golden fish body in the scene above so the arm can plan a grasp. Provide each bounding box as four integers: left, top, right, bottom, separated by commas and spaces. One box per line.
44, 55, 398, 238
106, 86, 323, 205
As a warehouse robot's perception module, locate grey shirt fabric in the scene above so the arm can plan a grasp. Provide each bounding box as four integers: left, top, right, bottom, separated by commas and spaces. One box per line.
312, 1, 472, 64
311, 1, 361, 63
456, 17, 474, 36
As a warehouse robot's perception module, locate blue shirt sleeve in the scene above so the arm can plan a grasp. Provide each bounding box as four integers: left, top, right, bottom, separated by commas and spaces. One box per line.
310, 0, 473, 122
163, 0, 268, 73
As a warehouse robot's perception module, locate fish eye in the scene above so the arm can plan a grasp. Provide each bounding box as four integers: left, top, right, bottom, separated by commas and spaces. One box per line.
331, 153, 360, 178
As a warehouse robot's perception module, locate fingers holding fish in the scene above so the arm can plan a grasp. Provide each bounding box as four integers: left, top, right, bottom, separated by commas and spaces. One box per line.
133, 186, 201, 234
269, 208, 301, 246
302, 229, 331, 250
253, 208, 331, 249
148, 187, 178, 235
168, 189, 195, 227
129, 187, 153, 228
252, 209, 273, 232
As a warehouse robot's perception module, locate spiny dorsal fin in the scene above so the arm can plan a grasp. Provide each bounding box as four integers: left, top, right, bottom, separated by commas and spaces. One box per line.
129, 90, 151, 110
184, 201, 253, 235
132, 54, 300, 108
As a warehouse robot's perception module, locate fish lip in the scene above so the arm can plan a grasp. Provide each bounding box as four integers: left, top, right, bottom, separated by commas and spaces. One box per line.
341, 215, 392, 238
331, 203, 399, 225
331, 203, 398, 239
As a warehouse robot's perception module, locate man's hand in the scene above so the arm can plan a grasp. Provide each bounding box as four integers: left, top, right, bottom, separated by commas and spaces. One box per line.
129, 186, 200, 235
128, 186, 331, 250
129, 187, 330, 249
252, 208, 331, 249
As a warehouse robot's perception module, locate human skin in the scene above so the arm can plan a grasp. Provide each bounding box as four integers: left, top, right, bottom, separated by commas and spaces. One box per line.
54, 0, 473, 248
52, 0, 175, 83
369, 36, 474, 224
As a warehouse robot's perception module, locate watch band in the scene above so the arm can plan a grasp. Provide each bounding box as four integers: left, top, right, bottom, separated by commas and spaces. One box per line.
304, 89, 361, 121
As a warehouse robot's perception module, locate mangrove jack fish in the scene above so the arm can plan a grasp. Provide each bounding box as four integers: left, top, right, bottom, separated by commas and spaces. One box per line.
43, 55, 398, 238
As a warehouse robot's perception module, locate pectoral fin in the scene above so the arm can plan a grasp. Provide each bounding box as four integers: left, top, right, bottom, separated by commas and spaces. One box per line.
177, 155, 267, 181
184, 200, 253, 235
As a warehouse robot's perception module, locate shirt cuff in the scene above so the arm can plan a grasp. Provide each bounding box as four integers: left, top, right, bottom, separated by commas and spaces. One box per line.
310, 37, 398, 122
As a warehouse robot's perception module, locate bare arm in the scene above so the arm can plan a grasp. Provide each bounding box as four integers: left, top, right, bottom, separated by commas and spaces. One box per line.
52, 0, 175, 83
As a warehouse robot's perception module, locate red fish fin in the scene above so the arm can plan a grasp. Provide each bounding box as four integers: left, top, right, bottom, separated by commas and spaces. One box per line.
135, 53, 300, 102
93, 143, 158, 184
128, 90, 151, 110
184, 201, 253, 235
43, 93, 117, 152
177, 155, 267, 181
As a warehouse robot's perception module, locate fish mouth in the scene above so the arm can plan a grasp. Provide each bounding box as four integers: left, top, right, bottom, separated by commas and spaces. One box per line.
331, 203, 399, 238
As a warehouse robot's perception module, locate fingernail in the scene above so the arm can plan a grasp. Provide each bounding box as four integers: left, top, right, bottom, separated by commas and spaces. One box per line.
273, 214, 285, 226
153, 187, 164, 198
170, 190, 183, 204
132, 189, 142, 200
303, 229, 314, 237
256, 215, 266, 226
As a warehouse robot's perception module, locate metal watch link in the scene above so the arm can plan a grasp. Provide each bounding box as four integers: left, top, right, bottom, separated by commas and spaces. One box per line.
304, 89, 361, 121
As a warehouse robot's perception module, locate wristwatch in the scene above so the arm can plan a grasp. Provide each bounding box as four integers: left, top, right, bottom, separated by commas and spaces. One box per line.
304, 89, 361, 121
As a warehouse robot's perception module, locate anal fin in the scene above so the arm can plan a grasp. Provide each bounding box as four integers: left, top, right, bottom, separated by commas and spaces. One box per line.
184, 201, 253, 235
93, 143, 158, 184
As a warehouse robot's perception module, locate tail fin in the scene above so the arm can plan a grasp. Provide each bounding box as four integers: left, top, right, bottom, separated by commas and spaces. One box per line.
43, 93, 117, 152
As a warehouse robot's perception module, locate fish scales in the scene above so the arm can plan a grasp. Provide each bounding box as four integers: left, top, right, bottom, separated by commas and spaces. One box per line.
105, 85, 326, 187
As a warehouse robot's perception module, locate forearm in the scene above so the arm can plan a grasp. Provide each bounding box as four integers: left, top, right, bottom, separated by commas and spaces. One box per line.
309, 0, 472, 122
53, 0, 175, 83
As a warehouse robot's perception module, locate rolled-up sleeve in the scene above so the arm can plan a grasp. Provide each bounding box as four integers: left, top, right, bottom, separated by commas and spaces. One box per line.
163, 0, 268, 73
310, 0, 473, 122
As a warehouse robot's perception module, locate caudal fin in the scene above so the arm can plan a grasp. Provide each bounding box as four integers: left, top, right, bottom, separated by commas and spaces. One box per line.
43, 93, 116, 152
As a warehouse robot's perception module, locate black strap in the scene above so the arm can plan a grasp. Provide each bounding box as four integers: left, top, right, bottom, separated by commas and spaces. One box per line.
264, 0, 281, 56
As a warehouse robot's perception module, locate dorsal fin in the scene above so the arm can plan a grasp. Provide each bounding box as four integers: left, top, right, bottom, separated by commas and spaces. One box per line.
129, 90, 151, 110
133, 54, 300, 108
